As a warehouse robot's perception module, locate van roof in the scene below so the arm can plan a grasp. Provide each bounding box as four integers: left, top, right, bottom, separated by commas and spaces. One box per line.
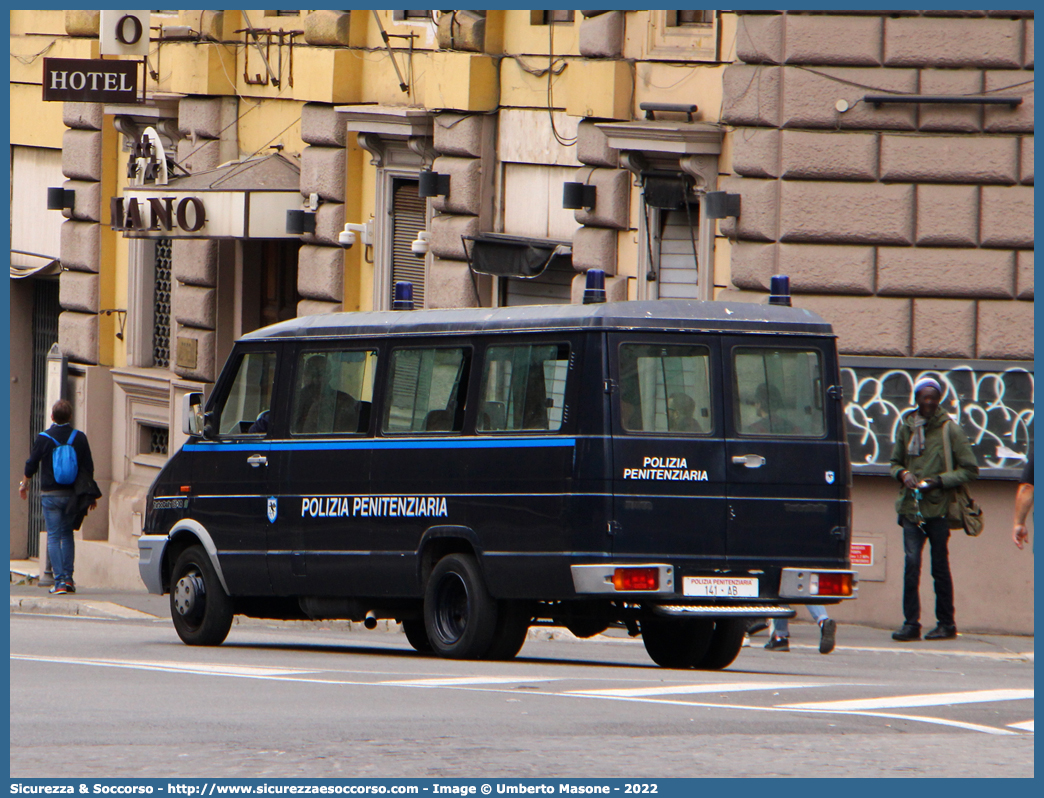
241, 299, 834, 340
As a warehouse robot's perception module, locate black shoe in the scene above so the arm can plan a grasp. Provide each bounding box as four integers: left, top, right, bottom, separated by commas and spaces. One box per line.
924, 624, 957, 640
892, 624, 921, 641
63, 580, 75, 594
765, 635, 790, 652
818, 618, 836, 654
746, 620, 769, 636
48, 582, 68, 595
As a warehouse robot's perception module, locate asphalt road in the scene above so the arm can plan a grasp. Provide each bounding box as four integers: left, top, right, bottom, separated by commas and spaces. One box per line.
9, 594, 1034, 779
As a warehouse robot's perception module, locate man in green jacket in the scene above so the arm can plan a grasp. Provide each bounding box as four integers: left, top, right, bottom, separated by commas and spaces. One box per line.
889, 377, 979, 641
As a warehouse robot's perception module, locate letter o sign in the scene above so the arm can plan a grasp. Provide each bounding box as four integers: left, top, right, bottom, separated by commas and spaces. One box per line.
115, 14, 143, 45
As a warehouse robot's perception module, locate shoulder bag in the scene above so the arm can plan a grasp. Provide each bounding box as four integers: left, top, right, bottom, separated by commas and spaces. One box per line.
942, 420, 984, 536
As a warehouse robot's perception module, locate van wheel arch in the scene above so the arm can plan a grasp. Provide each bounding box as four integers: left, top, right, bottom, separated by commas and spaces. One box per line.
417, 526, 483, 586
161, 521, 230, 596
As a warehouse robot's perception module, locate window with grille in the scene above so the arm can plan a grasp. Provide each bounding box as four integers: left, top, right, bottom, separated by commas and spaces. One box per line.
667, 10, 714, 26
139, 424, 169, 456
393, 10, 432, 21
390, 179, 427, 309
152, 237, 172, 368
531, 10, 575, 24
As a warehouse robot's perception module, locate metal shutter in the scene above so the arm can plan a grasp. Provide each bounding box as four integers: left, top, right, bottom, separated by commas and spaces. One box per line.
391, 180, 427, 308
657, 208, 699, 299
503, 258, 575, 306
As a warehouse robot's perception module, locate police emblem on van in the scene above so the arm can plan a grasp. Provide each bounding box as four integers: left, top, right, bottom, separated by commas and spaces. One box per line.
267, 497, 278, 523
825, 471, 835, 484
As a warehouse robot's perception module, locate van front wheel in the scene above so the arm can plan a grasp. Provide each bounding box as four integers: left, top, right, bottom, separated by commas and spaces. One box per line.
169, 545, 234, 646
424, 554, 498, 659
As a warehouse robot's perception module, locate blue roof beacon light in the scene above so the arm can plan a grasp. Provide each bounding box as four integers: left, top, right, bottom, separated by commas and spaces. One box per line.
768, 274, 791, 307
393, 281, 415, 310
582, 269, 607, 305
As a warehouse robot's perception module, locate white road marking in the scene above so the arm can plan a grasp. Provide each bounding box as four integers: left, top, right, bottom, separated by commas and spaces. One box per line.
1008, 720, 1034, 732
782, 688, 1034, 711
568, 681, 818, 697
379, 676, 561, 687
555, 692, 1020, 735
11, 654, 317, 678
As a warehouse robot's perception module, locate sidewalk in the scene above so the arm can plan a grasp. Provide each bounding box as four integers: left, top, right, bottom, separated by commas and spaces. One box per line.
9, 562, 1034, 658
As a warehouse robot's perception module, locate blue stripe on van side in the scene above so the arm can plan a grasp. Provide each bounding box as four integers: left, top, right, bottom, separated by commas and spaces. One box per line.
182, 437, 577, 452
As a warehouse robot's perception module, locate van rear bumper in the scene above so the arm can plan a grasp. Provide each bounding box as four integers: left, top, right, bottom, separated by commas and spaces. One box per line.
778, 568, 858, 600
137, 534, 168, 595
570, 564, 675, 595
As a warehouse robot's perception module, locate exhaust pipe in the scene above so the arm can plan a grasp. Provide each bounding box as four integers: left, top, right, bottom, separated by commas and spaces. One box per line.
364, 610, 378, 630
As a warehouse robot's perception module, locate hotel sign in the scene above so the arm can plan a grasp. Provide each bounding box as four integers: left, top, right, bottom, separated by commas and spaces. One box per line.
42, 58, 139, 103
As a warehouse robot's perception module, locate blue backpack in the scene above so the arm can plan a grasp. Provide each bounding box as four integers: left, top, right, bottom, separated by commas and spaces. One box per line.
40, 429, 78, 485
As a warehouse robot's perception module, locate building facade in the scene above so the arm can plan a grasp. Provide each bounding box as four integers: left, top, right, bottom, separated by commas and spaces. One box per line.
9, 10, 1033, 632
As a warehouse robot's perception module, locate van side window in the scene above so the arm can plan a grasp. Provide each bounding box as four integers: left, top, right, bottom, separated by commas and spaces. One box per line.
217, 351, 278, 435
291, 350, 377, 435
478, 344, 570, 433
618, 344, 712, 434
384, 348, 470, 434
734, 347, 825, 437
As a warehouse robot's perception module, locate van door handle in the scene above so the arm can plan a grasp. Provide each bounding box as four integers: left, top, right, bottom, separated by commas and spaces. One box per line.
247, 454, 268, 468
732, 454, 766, 468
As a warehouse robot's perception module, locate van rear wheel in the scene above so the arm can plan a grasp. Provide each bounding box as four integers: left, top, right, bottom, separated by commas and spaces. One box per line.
169, 545, 233, 646
486, 601, 531, 661
423, 554, 498, 659
641, 614, 714, 669
696, 618, 747, 670
401, 618, 433, 653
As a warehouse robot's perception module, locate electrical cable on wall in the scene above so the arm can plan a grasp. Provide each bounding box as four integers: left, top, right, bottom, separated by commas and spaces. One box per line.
547, 17, 576, 147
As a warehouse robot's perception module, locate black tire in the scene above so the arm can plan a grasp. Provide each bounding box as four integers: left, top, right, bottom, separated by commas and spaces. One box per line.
423, 554, 499, 659
169, 545, 234, 646
697, 618, 748, 670
487, 601, 531, 661
641, 614, 714, 669
563, 618, 611, 639
401, 617, 433, 653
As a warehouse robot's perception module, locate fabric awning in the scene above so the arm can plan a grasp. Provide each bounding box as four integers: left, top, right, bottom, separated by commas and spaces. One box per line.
11, 251, 61, 280
464, 233, 572, 279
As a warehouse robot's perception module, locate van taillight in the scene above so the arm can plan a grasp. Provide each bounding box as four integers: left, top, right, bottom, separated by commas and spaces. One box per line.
613, 567, 659, 591
811, 572, 853, 597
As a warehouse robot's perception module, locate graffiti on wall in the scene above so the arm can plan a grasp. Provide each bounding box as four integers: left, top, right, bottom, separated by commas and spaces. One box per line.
841, 364, 1034, 475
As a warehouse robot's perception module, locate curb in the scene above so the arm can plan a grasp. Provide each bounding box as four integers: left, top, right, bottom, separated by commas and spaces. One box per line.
9, 595, 159, 620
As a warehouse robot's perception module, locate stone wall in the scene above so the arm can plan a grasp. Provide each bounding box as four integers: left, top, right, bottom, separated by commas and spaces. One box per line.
298, 102, 347, 316
428, 112, 495, 308
719, 10, 1034, 359
58, 102, 105, 365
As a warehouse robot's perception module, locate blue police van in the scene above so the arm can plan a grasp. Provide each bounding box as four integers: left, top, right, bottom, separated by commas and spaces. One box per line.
139, 285, 856, 669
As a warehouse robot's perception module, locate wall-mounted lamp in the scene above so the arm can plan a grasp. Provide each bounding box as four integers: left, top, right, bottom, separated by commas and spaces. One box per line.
562, 182, 597, 211
418, 169, 450, 198
286, 209, 316, 235
47, 187, 75, 211
704, 191, 741, 219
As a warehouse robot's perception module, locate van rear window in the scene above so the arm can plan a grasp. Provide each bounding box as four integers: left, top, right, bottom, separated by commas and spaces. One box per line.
618, 344, 712, 434
384, 347, 470, 434
291, 350, 377, 435
477, 344, 569, 433
733, 348, 825, 437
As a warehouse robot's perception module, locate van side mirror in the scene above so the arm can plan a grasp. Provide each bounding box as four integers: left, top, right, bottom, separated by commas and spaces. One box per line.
183, 392, 206, 437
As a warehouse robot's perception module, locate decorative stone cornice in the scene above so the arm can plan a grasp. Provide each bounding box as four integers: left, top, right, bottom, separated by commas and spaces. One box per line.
595, 121, 723, 156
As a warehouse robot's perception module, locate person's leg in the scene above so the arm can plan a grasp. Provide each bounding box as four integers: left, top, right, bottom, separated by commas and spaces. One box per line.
806, 605, 829, 625
901, 518, 927, 628
771, 617, 789, 638
925, 517, 955, 630
41, 497, 69, 588
56, 495, 76, 589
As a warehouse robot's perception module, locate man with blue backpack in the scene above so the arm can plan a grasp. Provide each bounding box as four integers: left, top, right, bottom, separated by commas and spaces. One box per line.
18, 399, 96, 595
